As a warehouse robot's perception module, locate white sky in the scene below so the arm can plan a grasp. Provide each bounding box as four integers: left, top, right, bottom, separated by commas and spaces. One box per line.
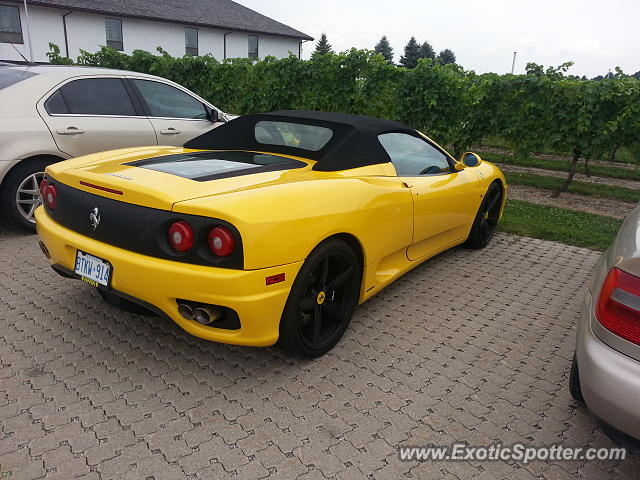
238, 0, 640, 77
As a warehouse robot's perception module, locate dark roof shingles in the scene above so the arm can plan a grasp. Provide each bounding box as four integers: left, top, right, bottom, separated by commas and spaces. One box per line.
25, 0, 312, 40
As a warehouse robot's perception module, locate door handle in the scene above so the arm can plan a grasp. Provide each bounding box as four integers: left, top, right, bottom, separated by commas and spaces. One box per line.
160, 128, 181, 135
56, 127, 85, 135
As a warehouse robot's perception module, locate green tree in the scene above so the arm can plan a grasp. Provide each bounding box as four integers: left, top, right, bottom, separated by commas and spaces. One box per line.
399, 37, 420, 69
437, 49, 456, 65
417, 41, 435, 61
45, 42, 73, 65
396, 61, 474, 156
312, 33, 334, 58
45, 42, 640, 180
374, 35, 394, 63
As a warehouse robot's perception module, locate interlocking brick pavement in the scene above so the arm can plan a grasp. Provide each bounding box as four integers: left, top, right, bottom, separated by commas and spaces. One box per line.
2, 226, 639, 479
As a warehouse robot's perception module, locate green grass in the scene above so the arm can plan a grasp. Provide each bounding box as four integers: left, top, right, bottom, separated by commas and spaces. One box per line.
498, 199, 622, 251
482, 152, 640, 182
504, 171, 640, 203
612, 146, 636, 165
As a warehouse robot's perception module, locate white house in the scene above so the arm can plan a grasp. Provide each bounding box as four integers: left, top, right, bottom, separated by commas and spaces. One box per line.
0, 0, 313, 63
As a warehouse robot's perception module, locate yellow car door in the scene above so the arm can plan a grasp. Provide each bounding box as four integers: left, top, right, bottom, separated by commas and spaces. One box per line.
378, 132, 482, 260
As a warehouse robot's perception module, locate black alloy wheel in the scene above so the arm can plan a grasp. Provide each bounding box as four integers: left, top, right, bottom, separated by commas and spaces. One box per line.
465, 182, 503, 249
279, 239, 360, 357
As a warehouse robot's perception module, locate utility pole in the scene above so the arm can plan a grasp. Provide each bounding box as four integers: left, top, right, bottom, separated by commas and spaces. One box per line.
511, 51, 517, 74
23, 0, 34, 62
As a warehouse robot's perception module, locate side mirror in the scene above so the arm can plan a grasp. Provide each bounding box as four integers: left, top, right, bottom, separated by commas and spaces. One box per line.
460, 152, 482, 168
206, 106, 219, 122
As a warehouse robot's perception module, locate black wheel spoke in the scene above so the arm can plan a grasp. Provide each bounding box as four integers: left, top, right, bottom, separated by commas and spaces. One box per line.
320, 257, 330, 286
488, 192, 500, 210
326, 266, 354, 291
312, 305, 322, 346
299, 294, 316, 312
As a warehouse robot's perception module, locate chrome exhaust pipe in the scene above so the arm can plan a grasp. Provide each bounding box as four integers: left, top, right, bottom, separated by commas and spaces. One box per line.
177, 303, 194, 320
193, 306, 221, 326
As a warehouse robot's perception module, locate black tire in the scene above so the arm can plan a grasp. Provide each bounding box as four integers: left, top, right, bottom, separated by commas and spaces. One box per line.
569, 351, 584, 403
278, 239, 361, 358
464, 181, 503, 249
1, 158, 51, 232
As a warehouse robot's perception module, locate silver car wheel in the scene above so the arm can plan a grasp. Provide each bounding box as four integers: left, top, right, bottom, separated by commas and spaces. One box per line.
15, 171, 45, 224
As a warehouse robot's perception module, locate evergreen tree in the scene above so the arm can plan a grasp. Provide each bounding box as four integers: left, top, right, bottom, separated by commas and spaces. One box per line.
399, 37, 420, 69
417, 41, 435, 61
312, 33, 334, 58
374, 35, 394, 63
437, 49, 456, 65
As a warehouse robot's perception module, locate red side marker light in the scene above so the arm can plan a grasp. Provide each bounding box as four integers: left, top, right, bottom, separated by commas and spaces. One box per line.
266, 273, 286, 286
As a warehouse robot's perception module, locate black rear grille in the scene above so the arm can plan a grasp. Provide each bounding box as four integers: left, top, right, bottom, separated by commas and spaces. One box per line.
45, 178, 244, 269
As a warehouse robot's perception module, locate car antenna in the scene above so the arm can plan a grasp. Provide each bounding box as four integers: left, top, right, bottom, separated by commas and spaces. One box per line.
8, 41, 31, 65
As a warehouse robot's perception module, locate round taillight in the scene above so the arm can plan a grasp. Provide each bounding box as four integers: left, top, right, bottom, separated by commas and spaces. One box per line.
168, 221, 194, 252
208, 226, 235, 257
39, 178, 49, 198
43, 184, 57, 210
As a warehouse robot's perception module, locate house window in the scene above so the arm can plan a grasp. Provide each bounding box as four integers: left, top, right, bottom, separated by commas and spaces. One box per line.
0, 5, 23, 44
248, 34, 258, 58
185, 27, 198, 56
105, 18, 123, 51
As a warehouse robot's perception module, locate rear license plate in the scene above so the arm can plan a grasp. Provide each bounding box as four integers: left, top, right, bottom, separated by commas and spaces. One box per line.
74, 250, 112, 287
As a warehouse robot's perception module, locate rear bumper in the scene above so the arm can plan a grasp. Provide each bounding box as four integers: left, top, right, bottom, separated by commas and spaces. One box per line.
35, 206, 302, 347
576, 290, 640, 440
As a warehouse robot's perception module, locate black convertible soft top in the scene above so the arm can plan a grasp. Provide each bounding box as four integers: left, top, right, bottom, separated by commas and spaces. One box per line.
183, 110, 418, 172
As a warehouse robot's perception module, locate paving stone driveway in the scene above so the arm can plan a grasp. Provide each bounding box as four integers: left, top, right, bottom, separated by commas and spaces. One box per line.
1, 227, 639, 480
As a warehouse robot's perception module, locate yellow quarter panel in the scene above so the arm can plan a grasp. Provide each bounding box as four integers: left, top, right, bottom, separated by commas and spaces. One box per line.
173, 175, 414, 271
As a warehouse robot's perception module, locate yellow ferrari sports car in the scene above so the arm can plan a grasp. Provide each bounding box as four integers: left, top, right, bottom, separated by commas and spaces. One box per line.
36, 111, 506, 357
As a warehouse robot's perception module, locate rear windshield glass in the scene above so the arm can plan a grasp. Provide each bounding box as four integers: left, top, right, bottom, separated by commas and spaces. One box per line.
0, 67, 37, 90
255, 121, 333, 151
128, 150, 307, 182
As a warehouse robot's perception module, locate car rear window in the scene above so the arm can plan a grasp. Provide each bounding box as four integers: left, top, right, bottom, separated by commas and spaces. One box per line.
0, 67, 37, 90
255, 121, 333, 152
127, 150, 307, 182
